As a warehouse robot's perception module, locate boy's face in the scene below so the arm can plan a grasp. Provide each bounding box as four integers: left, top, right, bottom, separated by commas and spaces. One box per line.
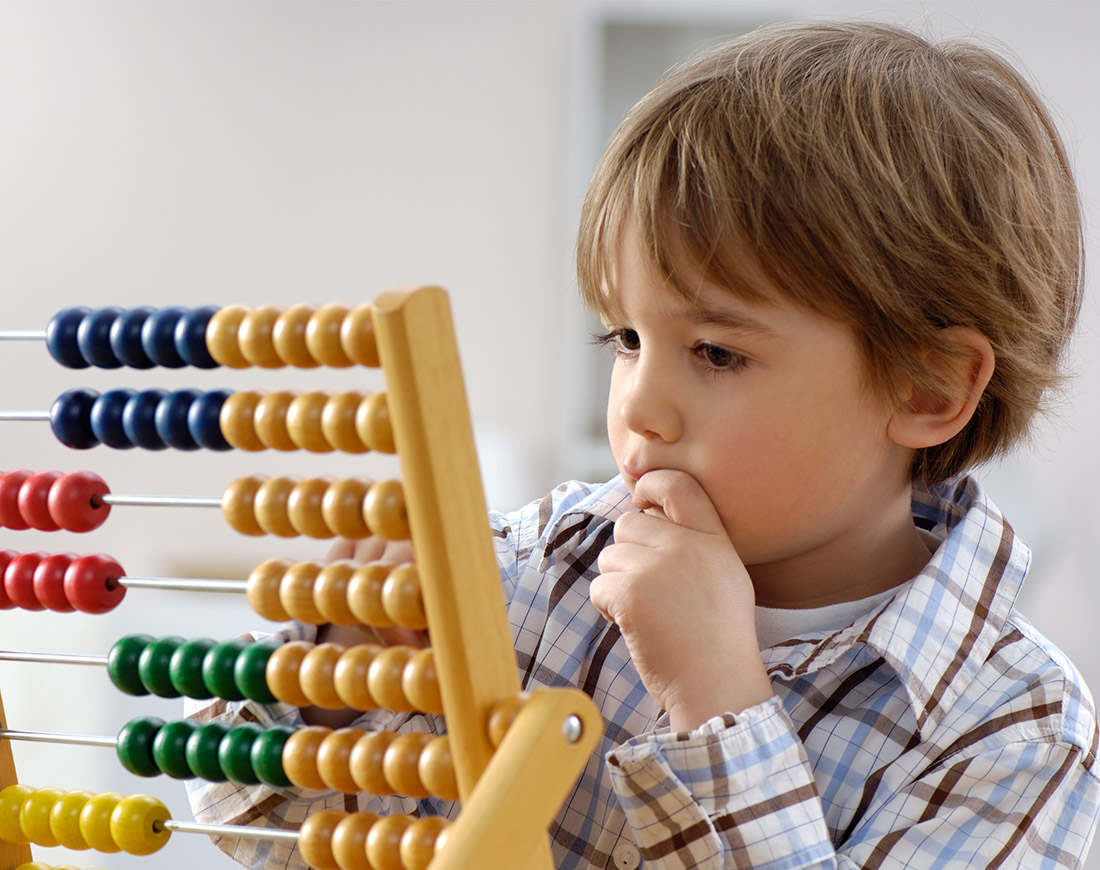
603, 225, 918, 603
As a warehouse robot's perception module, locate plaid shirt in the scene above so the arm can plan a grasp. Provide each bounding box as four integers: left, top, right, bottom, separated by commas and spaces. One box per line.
187, 475, 1100, 869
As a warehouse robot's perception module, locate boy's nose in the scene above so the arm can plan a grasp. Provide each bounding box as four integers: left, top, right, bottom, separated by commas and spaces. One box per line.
616, 361, 682, 443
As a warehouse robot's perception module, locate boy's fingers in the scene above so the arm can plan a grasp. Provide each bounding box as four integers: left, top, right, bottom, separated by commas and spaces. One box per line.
632, 469, 726, 536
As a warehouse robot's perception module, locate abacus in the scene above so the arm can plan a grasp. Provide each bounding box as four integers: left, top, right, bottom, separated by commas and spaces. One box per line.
0, 288, 602, 870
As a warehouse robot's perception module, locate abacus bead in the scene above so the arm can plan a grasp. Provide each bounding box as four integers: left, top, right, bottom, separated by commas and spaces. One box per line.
239, 306, 286, 368
278, 560, 326, 623
288, 477, 335, 539
65, 553, 126, 613
108, 307, 156, 369
300, 642, 348, 709
154, 388, 202, 450
317, 728, 365, 793
0, 470, 33, 530
109, 794, 171, 856
202, 638, 249, 701
254, 475, 299, 537
347, 563, 393, 627
321, 478, 371, 540
356, 392, 396, 453
17, 470, 62, 531
367, 645, 416, 712
140, 305, 187, 367
50, 388, 101, 449
221, 474, 267, 536
265, 640, 313, 707
382, 563, 426, 630
0, 784, 33, 845
31, 552, 75, 612
286, 391, 333, 452
349, 731, 397, 794
19, 785, 63, 846
251, 725, 294, 788
76, 306, 123, 368
340, 303, 380, 367
320, 391, 369, 454
366, 814, 413, 870
218, 723, 263, 784
89, 388, 137, 449
298, 808, 346, 870
48, 469, 112, 533
313, 561, 359, 626
306, 303, 354, 367
174, 304, 220, 368
487, 694, 527, 747
107, 634, 153, 696
400, 816, 451, 870
4, 551, 47, 610
333, 643, 382, 711
272, 304, 320, 368
0, 551, 16, 609
121, 388, 169, 450
116, 715, 165, 777
206, 304, 251, 368
419, 736, 458, 801
49, 789, 94, 849
383, 732, 433, 798
219, 390, 266, 452
364, 480, 410, 541
152, 718, 198, 779
254, 391, 298, 451
332, 812, 380, 870
234, 638, 280, 703
138, 635, 185, 697
283, 726, 331, 791
403, 649, 443, 715
185, 720, 233, 782
46, 306, 92, 368
245, 557, 293, 621
188, 388, 233, 450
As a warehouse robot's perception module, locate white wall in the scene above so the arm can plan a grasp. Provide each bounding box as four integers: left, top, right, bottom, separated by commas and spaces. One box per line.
0, 2, 1096, 868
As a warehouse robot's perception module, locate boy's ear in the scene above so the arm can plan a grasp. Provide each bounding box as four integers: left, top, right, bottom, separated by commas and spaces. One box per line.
886, 327, 995, 449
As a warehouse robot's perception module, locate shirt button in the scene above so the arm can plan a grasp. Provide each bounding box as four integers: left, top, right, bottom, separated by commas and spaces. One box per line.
612, 842, 641, 869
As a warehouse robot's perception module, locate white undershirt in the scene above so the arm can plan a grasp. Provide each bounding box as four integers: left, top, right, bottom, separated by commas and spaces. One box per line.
754, 585, 903, 650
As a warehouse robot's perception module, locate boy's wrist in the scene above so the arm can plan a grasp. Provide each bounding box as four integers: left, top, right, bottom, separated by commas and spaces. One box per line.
666, 660, 773, 732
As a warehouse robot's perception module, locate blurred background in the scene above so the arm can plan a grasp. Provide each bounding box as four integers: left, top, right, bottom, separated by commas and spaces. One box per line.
0, 1, 1096, 867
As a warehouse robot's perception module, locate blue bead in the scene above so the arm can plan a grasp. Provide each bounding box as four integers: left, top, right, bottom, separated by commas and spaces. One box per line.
109, 307, 156, 369
50, 388, 101, 449
175, 306, 220, 369
90, 388, 137, 449
141, 306, 188, 368
45, 307, 92, 369
75, 306, 123, 368
188, 389, 233, 451
122, 389, 169, 450
154, 388, 202, 450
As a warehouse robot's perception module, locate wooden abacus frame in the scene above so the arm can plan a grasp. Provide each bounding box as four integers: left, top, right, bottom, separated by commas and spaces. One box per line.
0, 286, 602, 870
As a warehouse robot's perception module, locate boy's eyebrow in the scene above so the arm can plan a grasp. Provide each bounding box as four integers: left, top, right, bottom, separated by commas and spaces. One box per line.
686, 305, 777, 336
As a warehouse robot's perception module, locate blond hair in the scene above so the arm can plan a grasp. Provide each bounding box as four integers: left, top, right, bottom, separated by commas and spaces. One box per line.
577, 21, 1083, 484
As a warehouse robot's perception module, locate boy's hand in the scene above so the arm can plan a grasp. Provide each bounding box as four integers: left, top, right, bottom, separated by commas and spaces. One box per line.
592, 469, 773, 730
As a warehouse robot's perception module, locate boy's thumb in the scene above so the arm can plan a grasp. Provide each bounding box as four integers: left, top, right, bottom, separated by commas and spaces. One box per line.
632, 469, 725, 535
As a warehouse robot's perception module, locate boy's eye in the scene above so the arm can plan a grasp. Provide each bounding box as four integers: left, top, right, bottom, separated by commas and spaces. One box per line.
693, 341, 745, 370
592, 328, 640, 354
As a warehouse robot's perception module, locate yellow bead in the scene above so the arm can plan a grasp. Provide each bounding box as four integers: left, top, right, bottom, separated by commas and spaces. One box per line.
298, 807, 346, 870
246, 557, 294, 621
0, 783, 35, 845
265, 639, 314, 707
403, 648, 443, 715
333, 643, 383, 710
219, 390, 267, 451
221, 474, 267, 537
332, 812, 379, 870
278, 560, 326, 624
273, 304, 320, 368
363, 479, 410, 541
300, 642, 348, 709
254, 475, 300, 537
419, 736, 458, 801
320, 391, 369, 454
286, 391, 334, 453
288, 477, 336, 539
313, 561, 359, 626
49, 788, 94, 850
366, 814, 413, 870
367, 645, 415, 712
356, 393, 395, 453
79, 792, 124, 853
321, 478, 372, 540
109, 793, 170, 856
306, 303, 354, 368
19, 785, 63, 846
381, 563, 426, 630
400, 816, 451, 870
488, 694, 528, 747
283, 726, 332, 791
350, 731, 397, 794
382, 732, 433, 798
318, 728, 365, 793
347, 563, 394, 627
254, 391, 298, 452
339, 303, 380, 367
238, 305, 285, 368
206, 304, 251, 368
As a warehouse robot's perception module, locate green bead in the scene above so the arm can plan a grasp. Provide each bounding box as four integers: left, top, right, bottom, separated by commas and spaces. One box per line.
251, 725, 294, 788
152, 718, 198, 779
116, 716, 165, 777
218, 723, 263, 785
234, 639, 280, 703
185, 720, 232, 782
202, 639, 249, 701
169, 638, 217, 699
138, 635, 185, 698
107, 634, 153, 696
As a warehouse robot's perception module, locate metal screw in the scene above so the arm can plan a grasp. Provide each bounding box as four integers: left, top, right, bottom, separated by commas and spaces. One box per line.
562, 714, 583, 744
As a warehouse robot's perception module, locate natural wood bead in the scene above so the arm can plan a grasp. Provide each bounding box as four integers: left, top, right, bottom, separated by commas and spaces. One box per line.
254, 475, 300, 537
287, 391, 334, 453
355, 392, 395, 454
340, 303, 380, 367
364, 480, 410, 541
278, 560, 326, 624
400, 816, 451, 870
306, 303, 354, 368
402, 648, 442, 715
300, 642, 348, 709
321, 391, 369, 454
246, 557, 294, 621
487, 693, 528, 747
418, 736, 458, 801
265, 640, 314, 707
366, 814, 413, 870
367, 645, 415, 711
219, 390, 266, 451
382, 732, 433, 798
206, 304, 251, 368
272, 303, 320, 368
282, 725, 332, 791
333, 643, 383, 711
350, 731, 398, 794
238, 305, 285, 368
298, 807, 346, 870
221, 474, 267, 536
313, 561, 359, 626
253, 391, 298, 451
332, 812, 380, 870
288, 477, 336, 539
321, 477, 371, 540
347, 564, 394, 627
381, 563, 426, 630
318, 728, 366, 793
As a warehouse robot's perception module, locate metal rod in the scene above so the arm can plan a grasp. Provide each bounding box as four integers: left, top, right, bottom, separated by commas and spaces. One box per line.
98, 494, 223, 508
0, 728, 116, 748
0, 411, 51, 421
117, 576, 247, 594
0, 330, 46, 341
0, 651, 107, 666
158, 819, 299, 843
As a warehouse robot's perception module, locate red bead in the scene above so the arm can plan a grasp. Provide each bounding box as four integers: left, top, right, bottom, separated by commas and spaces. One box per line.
0, 551, 19, 609
48, 470, 111, 532
16, 470, 62, 531
0, 470, 32, 530
33, 552, 77, 612
4, 551, 47, 610
64, 553, 126, 614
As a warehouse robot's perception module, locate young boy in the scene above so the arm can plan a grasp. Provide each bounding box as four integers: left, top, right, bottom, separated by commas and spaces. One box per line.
187, 20, 1100, 869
